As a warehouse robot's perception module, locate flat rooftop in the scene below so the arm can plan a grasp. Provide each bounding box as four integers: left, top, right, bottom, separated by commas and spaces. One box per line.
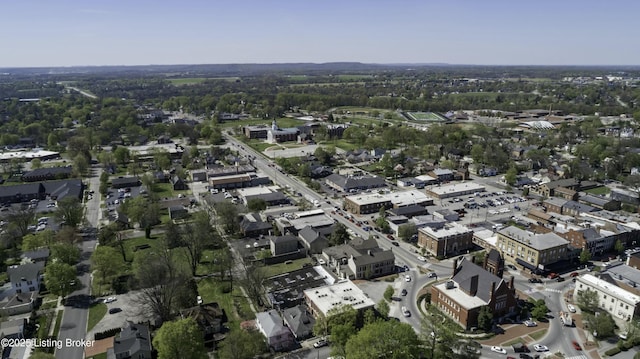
304, 280, 375, 316
497, 226, 568, 250
427, 182, 485, 196
433, 281, 487, 310
419, 223, 472, 239
345, 189, 432, 206
578, 274, 640, 304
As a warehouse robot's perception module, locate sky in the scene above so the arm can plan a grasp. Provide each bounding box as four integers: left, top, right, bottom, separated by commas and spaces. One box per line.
2, 0, 639, 67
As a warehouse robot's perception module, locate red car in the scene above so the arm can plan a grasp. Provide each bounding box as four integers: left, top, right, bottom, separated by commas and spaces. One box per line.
572, 341, 581, 350
570, 272, 579, 277
547, 272, 559, 279
387, 234, 395, 240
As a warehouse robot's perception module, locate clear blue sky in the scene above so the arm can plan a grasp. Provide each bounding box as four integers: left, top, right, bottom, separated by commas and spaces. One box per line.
2, 0, 639, 67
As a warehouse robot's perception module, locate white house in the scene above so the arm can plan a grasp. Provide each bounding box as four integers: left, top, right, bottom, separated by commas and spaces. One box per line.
7, 262, 44, 294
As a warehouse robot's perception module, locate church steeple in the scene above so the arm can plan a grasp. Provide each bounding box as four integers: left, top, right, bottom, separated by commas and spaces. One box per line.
271, 119, 278, 131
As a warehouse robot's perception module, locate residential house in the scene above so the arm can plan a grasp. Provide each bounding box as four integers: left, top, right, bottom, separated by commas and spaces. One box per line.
255, 310, 295, 352
0, 292, 38, 316
611, 188, 640, 205
430, 258, 517, 329
282, 305, 315, 340
269, 236, 302, 256
0, 318, 26, 339
180, 302, 226, 347
20, 248, 50, 264
298, 226, 330, 254
7, 262, 44, 293
154, 171, 169, 183
418, 223, 473, 258
106, 321, 152, 359
574, 274, 640, 320
322, 237, 395, 280
171, 176, 188, 191
240, 213, 273, 238
429, 168, 454, 182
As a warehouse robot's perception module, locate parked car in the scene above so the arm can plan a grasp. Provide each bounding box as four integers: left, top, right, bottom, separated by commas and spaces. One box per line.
528, 278, 542, 283
104, 296, 117, 304
524, 320, 537, 327
401, 306, 411, 317
108, 307, 122, 314
427, 272, 437, 278
401, 289, 408, 296
547, 273, 558, 279
313, 339, 328, 348
491, 346, 507, 354
405, 275, 411, 282
556, 276, 565, 282
567, 304, 576, 313
392, 241, 399, 247
572, 341, 581, 350
533, 344, 548, 352
570, 272, 579, 277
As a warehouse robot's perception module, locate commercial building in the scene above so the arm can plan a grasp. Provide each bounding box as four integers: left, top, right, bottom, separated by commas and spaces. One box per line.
343, 190, 433, 215
574, 274, 640, 320
243, 125, 269, 139
324, 173, 386, 193
425, 182, 485, 199
304, 280, 375, 318
322, 237, 395, 280
496, 226, 569, 271
418, 223, 473, 258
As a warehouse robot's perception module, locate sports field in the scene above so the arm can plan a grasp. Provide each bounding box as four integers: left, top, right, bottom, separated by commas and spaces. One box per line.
405, 112, 447, 122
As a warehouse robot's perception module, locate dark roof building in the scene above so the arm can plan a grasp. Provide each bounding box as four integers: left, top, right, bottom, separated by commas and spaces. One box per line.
111, 177, 141, 189
21, 166, 73, 182
282, 305, 315, 340
106, 322, 152, 359
324, 173, 386, 192
180, 302, 227, 347
387, 204, 428, 218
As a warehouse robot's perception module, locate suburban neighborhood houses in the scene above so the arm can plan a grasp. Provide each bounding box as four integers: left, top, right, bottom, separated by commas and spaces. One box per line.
3, 64, 640, 359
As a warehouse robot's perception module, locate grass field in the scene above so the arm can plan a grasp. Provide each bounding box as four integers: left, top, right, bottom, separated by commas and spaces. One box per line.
53, 310, 64, 338
197, 278, 255, 327
529, 329, 547, 340
322, 139, 358, 151
260, 257, 313, 278
87, 303, 108, 332
167, 78, 208, 85
585, 186, 611, 195
406, 111, 447, 122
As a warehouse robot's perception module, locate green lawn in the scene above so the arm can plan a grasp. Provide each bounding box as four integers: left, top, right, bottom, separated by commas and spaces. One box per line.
260, 257, 313, 278
197, 278, 255, 328
53, 310, 64, 338
87, 303, 107, 332
585, 186, 611, 195
239, 138, 275, 153
322, 139, 358, 151
36, 312, 55, 340
122, 235, 161, 262
529, 329, 547, 340
221, 117, 305, 129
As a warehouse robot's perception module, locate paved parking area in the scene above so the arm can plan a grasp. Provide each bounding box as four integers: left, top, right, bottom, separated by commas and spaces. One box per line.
86, 291, 150, 340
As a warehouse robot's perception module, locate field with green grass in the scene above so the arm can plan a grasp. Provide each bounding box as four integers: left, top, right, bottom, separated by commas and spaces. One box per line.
406, 111, 447, 122
167, 78, 208, 85
225, 117, 305, 129
585, 186, 610, 195
87, 303, 107, 332
260, 257, 313, 278
197, 278, 255, 328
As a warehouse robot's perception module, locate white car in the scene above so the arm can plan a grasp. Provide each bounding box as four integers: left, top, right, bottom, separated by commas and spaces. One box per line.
524, 320, 537, 327
197, 295, 203, 305
318, 259, 326, 265
567, 304, 576, 313
417, 256, 426, 262
405, 275, 411, 282
533, 344, 549, 352
401, 306, 411, 317
104, 296, 117, 303
490, 346, 506, 354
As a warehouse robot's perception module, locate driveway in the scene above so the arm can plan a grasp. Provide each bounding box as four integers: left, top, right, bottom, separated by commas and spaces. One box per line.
86, 291, 150, 340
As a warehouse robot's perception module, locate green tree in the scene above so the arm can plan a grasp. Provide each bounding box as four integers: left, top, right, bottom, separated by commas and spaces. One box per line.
54, 197, 84, 228
31, 158, 42, 169
504, 166, 518, 186
529, 298, 549, 320
21, 230, 55, 250
477, 306, 493, 332
376, 299, 389, 318
153, 318, 206, 359
246, 198, 267, 212
576, 288, 599, 313
422, 310, 463, 359
44, 262, 77, 299
615, 239, 625, 254
113, 146, 131, 167
398, 223, 417, 242
91, 246, 124, 293
329, 222, 350, 246
29, 352, 56, 359
73, 154, 89, 176
579, 247, 592, 265
51, 242, 81, 265
346, 320, 420, 359
584, 311, 616, 339
214, 202, 239, 235
383, 285, 394, 302
180, 211, 215, 277
217, 329, 265, 359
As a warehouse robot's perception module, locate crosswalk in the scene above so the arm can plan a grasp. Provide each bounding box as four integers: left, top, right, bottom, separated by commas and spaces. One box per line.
564, 355, 588, 359
544, 288, 562, 293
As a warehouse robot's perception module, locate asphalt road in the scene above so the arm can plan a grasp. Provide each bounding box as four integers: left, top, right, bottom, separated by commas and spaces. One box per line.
56, 165, 102, 359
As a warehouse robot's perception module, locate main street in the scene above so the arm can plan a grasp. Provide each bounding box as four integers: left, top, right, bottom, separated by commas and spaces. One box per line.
55, 165, 102, 359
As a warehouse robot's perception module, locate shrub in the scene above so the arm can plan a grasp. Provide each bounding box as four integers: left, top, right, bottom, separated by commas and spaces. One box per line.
605, 347, 622, 356
95, 327, 121, 340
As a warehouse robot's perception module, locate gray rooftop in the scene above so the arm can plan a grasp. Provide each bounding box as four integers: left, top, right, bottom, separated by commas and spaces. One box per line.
498, 226, 568, 250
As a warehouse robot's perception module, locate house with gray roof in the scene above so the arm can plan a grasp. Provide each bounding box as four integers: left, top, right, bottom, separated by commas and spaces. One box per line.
7, 262, 44, 294
298, 226, 329, 254
255, 310, 295, 352
106, 321, 152, 359
321, 237, 395, 280
578, 193, 621, 211
562, 200, 599, 216
240, 213, 272, 238
20, 248, 50, 263
431, 258, 517, 329
269, 235, 302, 256
282, 305, 315, 339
